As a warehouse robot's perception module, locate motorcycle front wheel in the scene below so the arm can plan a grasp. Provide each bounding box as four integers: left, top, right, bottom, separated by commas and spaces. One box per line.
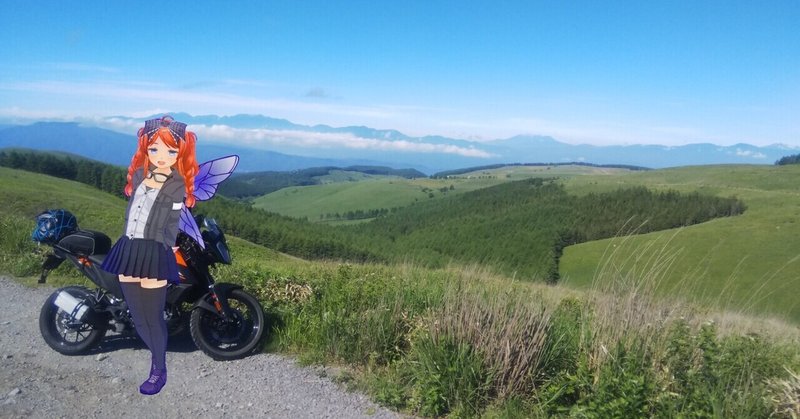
39, 286, 106, 355
189, 288, 265, 361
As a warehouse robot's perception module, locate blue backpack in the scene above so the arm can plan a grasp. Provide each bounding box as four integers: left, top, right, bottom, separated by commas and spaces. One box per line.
31, 209, 78, 244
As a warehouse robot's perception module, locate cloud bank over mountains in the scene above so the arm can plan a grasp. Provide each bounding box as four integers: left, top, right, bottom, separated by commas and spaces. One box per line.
78, 114, 494, 159
0, 112, 795, 174
190, 125, 495, 158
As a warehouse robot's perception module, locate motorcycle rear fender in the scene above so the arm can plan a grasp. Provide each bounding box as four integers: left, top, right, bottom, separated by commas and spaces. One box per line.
192, 283, 243, 316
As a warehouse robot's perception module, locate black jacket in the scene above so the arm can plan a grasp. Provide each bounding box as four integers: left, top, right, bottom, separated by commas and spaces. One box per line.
124, 168, 186, 247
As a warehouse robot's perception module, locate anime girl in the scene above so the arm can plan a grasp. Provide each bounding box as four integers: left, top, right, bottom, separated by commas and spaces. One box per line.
101, 115, 198, 395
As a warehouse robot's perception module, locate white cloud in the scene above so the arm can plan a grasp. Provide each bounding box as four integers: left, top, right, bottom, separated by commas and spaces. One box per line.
735, 149, 767, 159
189, 124, 495, 158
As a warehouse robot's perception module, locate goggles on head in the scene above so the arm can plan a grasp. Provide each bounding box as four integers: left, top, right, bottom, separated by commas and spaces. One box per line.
140, 115, 187, 143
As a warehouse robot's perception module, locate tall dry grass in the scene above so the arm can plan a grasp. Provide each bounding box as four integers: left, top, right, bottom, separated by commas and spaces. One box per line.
430, 276, 553, 399
767, 367, 800, 419
584, 223, 800, 364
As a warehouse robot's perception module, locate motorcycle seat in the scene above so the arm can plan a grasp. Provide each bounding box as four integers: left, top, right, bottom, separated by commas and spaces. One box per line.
58, 230, 112, 256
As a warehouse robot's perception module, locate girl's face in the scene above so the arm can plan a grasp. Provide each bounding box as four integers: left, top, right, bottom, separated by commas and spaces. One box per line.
147, 138, 178, 170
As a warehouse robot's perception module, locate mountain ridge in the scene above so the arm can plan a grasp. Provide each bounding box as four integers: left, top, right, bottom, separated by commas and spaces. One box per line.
0, 115, 796, 173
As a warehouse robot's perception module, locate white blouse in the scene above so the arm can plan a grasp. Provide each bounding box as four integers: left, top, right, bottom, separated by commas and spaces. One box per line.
125, 183, 160, 239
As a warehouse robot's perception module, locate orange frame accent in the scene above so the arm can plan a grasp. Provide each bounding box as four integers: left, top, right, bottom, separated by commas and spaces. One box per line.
174, 249, 187, 267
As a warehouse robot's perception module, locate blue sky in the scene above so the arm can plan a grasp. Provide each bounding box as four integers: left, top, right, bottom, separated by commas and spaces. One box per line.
1, 0, 798, 146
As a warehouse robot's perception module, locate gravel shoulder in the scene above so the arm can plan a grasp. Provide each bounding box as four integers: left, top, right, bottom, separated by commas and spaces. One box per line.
0, 275, 400, 418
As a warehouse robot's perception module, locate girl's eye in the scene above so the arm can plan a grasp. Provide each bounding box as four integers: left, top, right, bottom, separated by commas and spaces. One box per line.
168, 150, 178, 157
148, 148, 158, 153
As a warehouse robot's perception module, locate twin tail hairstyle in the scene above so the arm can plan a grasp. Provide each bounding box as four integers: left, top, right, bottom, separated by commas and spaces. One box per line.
124, 116, 199, 208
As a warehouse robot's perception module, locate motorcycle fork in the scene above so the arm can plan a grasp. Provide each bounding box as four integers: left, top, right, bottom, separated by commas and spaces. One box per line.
207, 285, 237, 320
209, 288, 224, 313
200, 271, 237, 320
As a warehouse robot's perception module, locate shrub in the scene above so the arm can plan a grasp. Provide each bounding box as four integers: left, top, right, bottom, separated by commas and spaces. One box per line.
368, 363, 410, 411
580, 342, 657, 418
405, 334, 492, 417
276, 263, 447, 365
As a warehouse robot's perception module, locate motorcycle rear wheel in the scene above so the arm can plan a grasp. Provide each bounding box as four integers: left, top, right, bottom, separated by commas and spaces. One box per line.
189, 288, 265, 361
39, 286, 106, 355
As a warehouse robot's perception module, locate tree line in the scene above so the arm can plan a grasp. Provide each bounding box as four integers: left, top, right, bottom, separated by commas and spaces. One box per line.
195, 197, 379, 262
0, 149, 126, 197
775, 153, 800, 165
320, 207, 401, 221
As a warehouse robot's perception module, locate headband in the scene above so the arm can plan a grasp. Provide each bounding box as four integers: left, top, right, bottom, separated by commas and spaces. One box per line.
140, 115, 187, 142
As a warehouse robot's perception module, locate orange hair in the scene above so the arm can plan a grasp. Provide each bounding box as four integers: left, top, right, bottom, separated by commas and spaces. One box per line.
124, 127, 199, 207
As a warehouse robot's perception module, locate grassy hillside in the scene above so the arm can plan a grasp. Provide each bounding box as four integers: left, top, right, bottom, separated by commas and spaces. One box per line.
218, 166, 426, 198
560, 164, 800, 323
0, 166, 126, 233
0, 166, 296, 280
254, 165, 630, 222
254, 177, 450, 221
1, 166, 798, 417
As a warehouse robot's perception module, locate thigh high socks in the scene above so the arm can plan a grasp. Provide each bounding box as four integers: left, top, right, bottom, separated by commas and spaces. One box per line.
120, 282, 168, 393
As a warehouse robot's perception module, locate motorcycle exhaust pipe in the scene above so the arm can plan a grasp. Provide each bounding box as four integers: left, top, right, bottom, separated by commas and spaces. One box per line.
53, 291, 89, 321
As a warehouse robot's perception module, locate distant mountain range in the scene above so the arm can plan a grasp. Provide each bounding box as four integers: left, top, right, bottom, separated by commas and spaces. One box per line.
0, 122, 391, 172
0, 114, 796, 174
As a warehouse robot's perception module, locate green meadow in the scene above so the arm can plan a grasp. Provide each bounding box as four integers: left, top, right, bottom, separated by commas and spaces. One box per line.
559, 164, 800, 323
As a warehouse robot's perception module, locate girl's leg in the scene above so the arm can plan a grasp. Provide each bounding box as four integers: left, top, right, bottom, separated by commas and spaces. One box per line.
137, 278, 169, 395
118, 275, 153, 351
120, 275, 169, 395
138, 278, 169, 370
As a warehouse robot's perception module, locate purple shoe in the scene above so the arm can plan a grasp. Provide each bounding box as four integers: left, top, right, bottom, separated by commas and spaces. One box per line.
139, 368, 167, 395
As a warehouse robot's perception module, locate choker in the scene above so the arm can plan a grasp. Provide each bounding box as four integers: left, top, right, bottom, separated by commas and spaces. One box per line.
147, 170, 173, 183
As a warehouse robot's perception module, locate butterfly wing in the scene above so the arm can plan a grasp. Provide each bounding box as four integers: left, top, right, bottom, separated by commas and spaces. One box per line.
193, 155, 239, 202
179, 206, 204, 249
179, 155, 238, 248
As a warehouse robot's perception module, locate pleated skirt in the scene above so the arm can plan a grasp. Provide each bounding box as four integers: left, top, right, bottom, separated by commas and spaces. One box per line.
101, 236, 179, 284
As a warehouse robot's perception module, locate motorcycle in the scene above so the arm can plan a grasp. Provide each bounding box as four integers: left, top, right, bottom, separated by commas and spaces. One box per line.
35, 211, 266, 361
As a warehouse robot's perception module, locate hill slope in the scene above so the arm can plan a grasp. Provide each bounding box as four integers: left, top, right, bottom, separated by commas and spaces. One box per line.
253, 165, 633, 222
220, 166, 426, 198
0, 166, 296, 277
560, 164, 800, 322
